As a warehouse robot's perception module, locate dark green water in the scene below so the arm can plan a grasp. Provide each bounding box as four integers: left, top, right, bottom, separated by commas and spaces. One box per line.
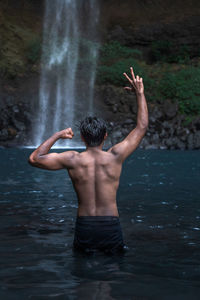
0, 149, 200, 299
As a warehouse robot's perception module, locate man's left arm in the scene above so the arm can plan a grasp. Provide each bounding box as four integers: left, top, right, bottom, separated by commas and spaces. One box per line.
28, 128, 77, 170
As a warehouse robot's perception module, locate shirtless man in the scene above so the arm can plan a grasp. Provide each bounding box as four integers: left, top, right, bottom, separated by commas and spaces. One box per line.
29, 67, 148, 254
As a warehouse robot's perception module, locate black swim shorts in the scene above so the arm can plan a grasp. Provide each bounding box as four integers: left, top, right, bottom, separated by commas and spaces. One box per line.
73, 216, 126, 255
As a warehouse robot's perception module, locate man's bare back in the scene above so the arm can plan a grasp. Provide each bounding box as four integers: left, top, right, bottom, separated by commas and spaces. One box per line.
28, 67, 148, 218
67, 148, 122, 216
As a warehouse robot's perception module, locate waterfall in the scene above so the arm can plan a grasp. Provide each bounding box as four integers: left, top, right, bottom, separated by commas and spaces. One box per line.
33, 0, 99, 147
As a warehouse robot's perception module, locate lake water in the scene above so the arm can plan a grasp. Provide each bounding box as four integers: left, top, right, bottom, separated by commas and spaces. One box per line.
0, 149, 200, 299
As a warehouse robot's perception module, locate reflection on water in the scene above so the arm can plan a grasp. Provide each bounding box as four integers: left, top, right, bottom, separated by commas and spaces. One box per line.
0, 149, 200, 299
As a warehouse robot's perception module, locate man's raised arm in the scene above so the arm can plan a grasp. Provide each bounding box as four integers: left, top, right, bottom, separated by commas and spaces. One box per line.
28, 128, 77, 170
108, 67, 148, 161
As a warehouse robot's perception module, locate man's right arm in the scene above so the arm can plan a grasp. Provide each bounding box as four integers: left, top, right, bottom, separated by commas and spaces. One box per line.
108, 67, 148, 162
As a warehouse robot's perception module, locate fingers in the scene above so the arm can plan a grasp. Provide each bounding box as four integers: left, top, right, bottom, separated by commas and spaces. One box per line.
123, 67, 140, 87
61, 128, 74, 139
66, 128, 74, 135
123, 72, 133, 84
65, 133, 73, 139
123, 67, 144, 94
131, 71, 143, 84
124, 67, 142, 82
130, 67, 136, 81
139, 77, 143, 86
124, 87, 132, 91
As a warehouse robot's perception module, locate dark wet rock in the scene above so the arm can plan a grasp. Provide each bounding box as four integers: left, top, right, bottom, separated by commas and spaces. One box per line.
179, 128, 190, 141
129, 101, 137, 114
124, 118, 134, 125
149, 115, 156, 124
151, 106, 163, 120
148, 127, 156, 134
12, 119, 26, 132
102, 85, 200, 150
160, 128, 167, 138
111, 131, 123, 140
165, 138, 173, 148
161, 136, 184, 150
162, 121, 171, 129
151, 133, 160, 144
0, 96, 34, 146
189, 117, 200, 132
187, 134, 194, 150
107, 25, 127, 45
175, 115, 185, 126
145, 144, 159, 150
108, 121, 115, 128
176, 140, 186, 150
139, 137, 149, 148
193, 131, 200, 149
163, 100, 178, 119
193, 117, 200, 131
112, 104, 118, 113
121, 128, 130, 136
0, 129, 9, 141
169, 126, 175, 137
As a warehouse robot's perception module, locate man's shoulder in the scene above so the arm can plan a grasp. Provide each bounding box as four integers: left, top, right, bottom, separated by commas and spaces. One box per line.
59, 150, 80, 166
61, 150, 79, 158
102, 149, 122, 163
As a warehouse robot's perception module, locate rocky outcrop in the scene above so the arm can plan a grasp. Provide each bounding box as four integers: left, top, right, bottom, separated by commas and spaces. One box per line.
0, 74, 39, 147
107, 16, 200, 61
97, 85, 200, 150
0, 97, 30, 146
102, 1, 200, 61
1, 83, 199, 149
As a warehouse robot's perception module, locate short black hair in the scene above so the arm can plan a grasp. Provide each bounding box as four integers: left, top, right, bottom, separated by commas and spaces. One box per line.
79, 116, 107, 147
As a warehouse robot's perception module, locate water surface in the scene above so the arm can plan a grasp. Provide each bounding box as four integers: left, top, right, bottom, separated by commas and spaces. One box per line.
0, 149, 200, 299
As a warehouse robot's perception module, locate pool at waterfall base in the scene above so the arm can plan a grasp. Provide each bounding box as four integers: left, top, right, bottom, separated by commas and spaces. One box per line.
0, 148, 200, 299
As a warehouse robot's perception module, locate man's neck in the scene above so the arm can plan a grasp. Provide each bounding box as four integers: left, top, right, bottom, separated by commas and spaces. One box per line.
86, 145, 103, 152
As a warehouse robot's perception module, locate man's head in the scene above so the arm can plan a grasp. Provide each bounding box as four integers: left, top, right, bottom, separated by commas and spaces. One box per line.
79, 116, 107, 147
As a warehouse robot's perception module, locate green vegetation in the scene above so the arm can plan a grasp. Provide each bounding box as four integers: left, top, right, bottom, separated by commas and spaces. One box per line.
99, 41, 142, 65
97, 58, 144, 86
26, 38, 41, 64
0, 16, 42, 78
97, 41, 144, 86
158, 67, 200, 115
150, 40, 190, 64
96, 41, 200, 116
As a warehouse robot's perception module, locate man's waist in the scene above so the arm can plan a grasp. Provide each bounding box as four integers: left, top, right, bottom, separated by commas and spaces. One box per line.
76, 215, 119, 221
77, 205, 119, 217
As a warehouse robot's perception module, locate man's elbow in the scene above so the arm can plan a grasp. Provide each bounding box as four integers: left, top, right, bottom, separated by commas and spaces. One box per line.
28, 155, 37, 167
137, 122, 148, 131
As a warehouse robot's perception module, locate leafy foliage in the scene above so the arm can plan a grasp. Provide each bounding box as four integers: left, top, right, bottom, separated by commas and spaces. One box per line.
97, 58, 143, 86
26, 38, 41, 64
150, 40, 190, 64
158, 67, 200, 115
96, 41, 143, 85
96, 40, 200, 116
99, 41, 142, 65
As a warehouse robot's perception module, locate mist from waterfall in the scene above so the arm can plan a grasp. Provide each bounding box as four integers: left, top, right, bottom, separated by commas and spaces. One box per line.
33, 0, 99, 147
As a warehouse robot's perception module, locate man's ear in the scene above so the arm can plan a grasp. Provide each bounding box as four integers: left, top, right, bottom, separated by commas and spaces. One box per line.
81, 135, 88, 146
81, 135, 85, 143
104, 132, 108, 140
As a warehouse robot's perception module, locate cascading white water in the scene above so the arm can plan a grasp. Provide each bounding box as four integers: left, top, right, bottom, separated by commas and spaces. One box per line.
33, 0, 99, 147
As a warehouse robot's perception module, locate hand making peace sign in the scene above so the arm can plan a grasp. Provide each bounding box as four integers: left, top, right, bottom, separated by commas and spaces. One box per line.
123, 67, 144, 95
